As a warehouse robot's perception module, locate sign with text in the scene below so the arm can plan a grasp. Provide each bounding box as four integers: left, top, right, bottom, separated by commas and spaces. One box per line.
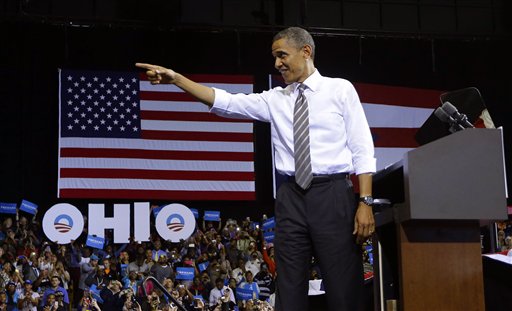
204, 210, 221, 222
263, 231, 275, 243
262, 217, 275, 230
20, 199, 38, 215
0, 202, 17, 214
86, 234, 105, 249
176, 267, 195, 280
42, 202, 196, 244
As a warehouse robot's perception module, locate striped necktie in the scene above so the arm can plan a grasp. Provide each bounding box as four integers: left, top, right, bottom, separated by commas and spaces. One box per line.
293, 84, 313, 189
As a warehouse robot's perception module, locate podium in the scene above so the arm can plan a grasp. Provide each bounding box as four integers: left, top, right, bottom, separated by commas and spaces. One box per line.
373, 129, 508, 311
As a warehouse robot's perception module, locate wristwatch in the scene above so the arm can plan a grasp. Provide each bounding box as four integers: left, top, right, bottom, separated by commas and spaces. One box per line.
359, 196, 374, 207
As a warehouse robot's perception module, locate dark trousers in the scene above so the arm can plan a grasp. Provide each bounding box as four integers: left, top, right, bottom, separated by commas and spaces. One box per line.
274, 176, 364, 311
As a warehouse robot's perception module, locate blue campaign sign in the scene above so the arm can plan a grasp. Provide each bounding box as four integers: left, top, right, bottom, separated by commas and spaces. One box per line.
152, 206, 163, 217
263, 231, 275, 243
236, 288, 254, 301
204, 210, 220, 222
0, 202, 17, 214
190, 208, 199, 219
198, 261, 209, 272
20, 199, 38, 215
176, 267, 195, 280
86, 235, 105, 249
262, 217, 275, 230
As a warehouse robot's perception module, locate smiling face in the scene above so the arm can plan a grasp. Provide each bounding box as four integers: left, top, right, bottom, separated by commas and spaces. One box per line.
271, 27, 315, 84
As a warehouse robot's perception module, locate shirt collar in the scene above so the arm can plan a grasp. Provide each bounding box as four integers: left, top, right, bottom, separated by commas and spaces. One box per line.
294, 69, 321, 93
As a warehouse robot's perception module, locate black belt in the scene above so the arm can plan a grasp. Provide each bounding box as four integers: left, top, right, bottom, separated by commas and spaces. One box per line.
283, 172, 349, 184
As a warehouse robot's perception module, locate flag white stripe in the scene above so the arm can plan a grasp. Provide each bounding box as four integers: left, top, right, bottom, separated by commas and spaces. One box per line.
59, 137, 254, 152
59, 178, 255, 191
362, 103, 433, 128
375, 147, 414, 170
140, 81, 253, 94
60, 158, 254, 172
141, 120, 253, 133
141, 100, 210, 112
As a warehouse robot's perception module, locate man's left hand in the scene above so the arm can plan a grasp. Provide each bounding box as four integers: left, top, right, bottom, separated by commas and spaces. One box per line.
353, 203, 375, 244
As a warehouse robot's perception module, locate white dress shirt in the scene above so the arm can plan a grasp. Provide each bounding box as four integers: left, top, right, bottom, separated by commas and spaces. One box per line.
209, 285, 236, 306
211, 69, 376, 176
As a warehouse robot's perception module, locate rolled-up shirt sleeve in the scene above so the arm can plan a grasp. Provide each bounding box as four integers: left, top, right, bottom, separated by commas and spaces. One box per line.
342, 83, 377, 175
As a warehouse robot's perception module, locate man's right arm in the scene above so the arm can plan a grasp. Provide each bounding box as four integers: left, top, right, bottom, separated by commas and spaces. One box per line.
135, 63, 215, 107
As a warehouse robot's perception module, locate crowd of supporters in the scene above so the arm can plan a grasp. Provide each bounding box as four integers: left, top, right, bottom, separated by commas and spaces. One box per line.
0, 210, 281, 311
0, 208, 374, 311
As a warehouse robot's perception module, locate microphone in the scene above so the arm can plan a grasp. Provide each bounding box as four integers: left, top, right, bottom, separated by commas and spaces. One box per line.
434, 106, 464, 132
441, 101, 474, 129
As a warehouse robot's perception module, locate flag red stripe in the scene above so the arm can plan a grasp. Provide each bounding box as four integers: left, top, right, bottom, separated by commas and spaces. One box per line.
354, 83, 443, 108
60, 148, 254, 161
371, 127, 419, 148
60, 168, 255, 181
141, 111, 250, 123
59, 189, 256, 200
140, 73, 254, 84
141, 130, 253, 142
140, 91, 199, 102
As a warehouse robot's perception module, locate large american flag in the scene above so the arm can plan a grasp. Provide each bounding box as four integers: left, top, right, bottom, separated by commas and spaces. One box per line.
58, 69, 255, 200
354, 83, 444, 170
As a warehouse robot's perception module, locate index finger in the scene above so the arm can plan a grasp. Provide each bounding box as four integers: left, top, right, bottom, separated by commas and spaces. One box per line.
135, 63, 158, 71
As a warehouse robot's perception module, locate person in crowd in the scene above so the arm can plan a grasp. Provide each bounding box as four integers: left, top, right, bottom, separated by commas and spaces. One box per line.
0, 290, 7, 311
100, 257, 118, 282
225, 239, 240, 270
122, 270, 141, 295
41, 275, 69, 307
150, 254, 173, 284
50, 261, 70, 291
21, 253, 40, 284
100, 280, 124, 311
0, 262, 13, 289
209, 277, 236, 307
85, 265, 109, 296
118, 251, 131, 279
78, 288, 102, 311
245, 252, 261, 277
188, 276, 207, 302
231, 258, 247, 286
4, 281, 18, 311
238, 271, 260, 301
151, 239, 168, 262
53, 291, 68, 311
175, 283, 195, 310
79, 254, 99, 295
120, 288, 141, 311
17, 280, 39, 311
42, 293, 58, 311
127, 254, 150, 279
254, 263, 274, 302
261, 242, 275, 278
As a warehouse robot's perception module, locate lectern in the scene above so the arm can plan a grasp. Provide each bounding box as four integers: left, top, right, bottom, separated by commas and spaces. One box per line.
373, 128, 508, 311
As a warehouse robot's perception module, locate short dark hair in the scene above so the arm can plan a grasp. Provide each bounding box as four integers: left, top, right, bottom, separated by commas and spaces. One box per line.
273, 27, 316, 61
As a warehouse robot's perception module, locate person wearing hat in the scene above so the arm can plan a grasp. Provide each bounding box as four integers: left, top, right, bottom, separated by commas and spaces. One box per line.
17, 279, 40, 311
5, 280, 19, 310
79, 254, 99, 299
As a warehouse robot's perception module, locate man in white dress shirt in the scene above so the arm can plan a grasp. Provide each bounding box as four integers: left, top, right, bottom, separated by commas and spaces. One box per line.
209, 278, 236, 307
136, 26, 375, 311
